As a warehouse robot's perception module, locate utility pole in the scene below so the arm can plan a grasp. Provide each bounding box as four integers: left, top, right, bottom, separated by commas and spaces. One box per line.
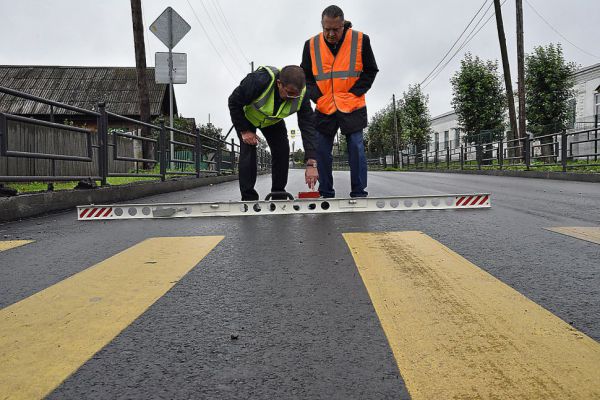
250, 61, 254, 72
392, 94, 399, 168
516, 0, 527, 160
130, 0, 152, 168
494, 0, 520, 159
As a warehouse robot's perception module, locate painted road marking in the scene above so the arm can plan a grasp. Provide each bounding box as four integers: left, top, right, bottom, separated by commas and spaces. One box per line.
546, 226, 600, 245
0, 240, 34, 252
343, 231, 600, 400
0, 236, 223, 400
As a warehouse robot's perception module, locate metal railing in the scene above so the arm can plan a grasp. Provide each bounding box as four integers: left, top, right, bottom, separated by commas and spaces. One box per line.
401, 125, 600, 172
0, 86, 272, 185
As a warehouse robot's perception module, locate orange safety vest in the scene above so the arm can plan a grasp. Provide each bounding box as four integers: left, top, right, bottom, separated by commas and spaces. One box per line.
309, 29, 365, 115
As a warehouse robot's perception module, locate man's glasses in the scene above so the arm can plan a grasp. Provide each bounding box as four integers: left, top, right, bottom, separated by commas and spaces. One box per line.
281, 85, 301, 99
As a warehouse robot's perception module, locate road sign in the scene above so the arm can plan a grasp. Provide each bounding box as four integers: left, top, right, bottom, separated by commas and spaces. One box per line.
149, 7, 191, 50
290, 129, 296, 139
155, 52, 187, 84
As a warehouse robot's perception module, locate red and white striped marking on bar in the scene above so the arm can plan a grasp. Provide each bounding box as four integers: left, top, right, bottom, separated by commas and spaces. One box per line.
78, 207, 113, 220
455, 195, 490, 207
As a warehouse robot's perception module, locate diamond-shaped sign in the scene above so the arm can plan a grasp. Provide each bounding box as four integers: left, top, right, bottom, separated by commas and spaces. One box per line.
150, 7, 191, 50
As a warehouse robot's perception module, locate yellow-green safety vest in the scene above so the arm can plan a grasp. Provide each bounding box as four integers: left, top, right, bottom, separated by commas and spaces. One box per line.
243, 66, 306, 129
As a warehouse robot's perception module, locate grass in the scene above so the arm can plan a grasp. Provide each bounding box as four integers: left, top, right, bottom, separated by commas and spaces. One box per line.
2, 163, 228, 194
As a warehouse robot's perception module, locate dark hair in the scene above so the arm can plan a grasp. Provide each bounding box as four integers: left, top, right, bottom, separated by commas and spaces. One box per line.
279, 65, 306, 91
322, 5, 344, 21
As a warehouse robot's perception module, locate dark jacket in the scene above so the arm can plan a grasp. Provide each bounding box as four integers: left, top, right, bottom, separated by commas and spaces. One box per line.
301, 25, 379, 136
228, 68, 317, 160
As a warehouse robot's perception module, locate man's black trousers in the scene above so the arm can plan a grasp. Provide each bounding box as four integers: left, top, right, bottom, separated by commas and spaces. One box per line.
237, 121, 289, 201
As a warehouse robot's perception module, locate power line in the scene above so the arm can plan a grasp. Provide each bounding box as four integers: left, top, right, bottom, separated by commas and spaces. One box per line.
422, 0, 505, 89
524, 0, 599, 59
420, 0, 490, 86
196, 0, 247, 74
184, 0, 240, 80
211, 0, 251, 64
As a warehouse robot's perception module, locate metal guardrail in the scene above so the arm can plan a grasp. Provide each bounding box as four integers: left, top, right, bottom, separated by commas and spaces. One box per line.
401, 126, 600, 172
0, 85, 272, 185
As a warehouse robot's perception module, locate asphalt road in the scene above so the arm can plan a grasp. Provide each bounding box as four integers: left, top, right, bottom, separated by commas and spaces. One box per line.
1, 170, 598, 399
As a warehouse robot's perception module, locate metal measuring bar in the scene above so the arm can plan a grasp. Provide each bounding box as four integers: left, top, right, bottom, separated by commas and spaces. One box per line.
77, 193, 491, 221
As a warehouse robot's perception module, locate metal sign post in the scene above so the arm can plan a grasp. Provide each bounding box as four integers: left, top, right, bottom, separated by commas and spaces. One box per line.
150, 7, 191, 169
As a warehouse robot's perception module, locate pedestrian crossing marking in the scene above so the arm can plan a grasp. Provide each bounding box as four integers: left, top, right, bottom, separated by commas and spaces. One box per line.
0, 236, 223, 400
343, 231, 600, 400
546, 226, 600, 245
0, 240, 34, 252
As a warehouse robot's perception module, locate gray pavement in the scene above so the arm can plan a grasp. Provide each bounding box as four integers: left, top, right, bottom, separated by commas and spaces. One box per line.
1, 170, 598, 399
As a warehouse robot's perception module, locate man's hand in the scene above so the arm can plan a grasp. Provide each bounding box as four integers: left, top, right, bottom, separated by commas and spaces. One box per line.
241, 131, 259, 146
305, 159, 319, 190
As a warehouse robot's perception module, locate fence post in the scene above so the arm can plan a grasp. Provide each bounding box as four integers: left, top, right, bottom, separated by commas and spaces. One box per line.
460, 145, 464, 170
159, 121, 166, 181
194, 127, 201, 178
476, 143, 482, 170
97, 102, 108, 186
425, 150, 428, 169
498, 139, 504, 170
216, 139, 222, 174
230, 138, 236, 174
525, 136, 531, 170
446, 147, 450, 169
561, 129, 567, 172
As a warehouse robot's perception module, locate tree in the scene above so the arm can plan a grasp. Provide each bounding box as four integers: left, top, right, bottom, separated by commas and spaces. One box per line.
366, 106, 396, 167
292, 149, 305, 163
451, 53, 506, 164
525, 43, 577, 161
401, 84, 431, 155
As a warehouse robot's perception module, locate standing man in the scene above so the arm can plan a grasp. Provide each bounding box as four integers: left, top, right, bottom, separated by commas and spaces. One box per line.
228, 65, 319, 201
301, 5, 378, 198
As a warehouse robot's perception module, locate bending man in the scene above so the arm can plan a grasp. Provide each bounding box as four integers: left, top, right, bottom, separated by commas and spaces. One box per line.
228, 65, 319, 200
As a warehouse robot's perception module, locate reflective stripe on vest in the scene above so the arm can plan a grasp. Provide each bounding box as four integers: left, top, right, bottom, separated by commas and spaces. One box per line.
310, 29, 365, 115
243, 66, 306, 129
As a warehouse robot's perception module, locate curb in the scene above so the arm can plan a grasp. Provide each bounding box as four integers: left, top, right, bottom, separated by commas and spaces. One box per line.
0, 174, 239, 223
401, 168, 600, 183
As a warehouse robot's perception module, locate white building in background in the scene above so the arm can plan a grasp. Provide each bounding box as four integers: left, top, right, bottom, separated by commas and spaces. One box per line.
573, 62, 600, 125
427, 62, 600, 152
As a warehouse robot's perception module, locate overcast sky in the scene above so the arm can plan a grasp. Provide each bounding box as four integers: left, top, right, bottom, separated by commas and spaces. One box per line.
1, 0, 598, 149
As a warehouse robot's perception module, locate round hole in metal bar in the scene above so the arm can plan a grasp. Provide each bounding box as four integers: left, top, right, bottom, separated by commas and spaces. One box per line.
269, 203, 276, 212
128, 207, 137, 216
308, 203, 317, 210
240, 204, 248, 212
403, 200, 413, 208
418, 199, 427, 207
142, 207, 151, 215
445, 197, 454, 206
390, 200, 399, 208
114, 208, 123, 216
321, 201, 330, 210
376, 200, 385, 208
253, 203, 262, 212
184, 207, 192, 214
293, 204, 301, 211
431, 198, 440, 207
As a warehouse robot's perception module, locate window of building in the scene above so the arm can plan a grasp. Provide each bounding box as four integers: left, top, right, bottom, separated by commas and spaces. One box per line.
444, 131, 449, 149
434, 132, 439, 151
595, 92, 600, 117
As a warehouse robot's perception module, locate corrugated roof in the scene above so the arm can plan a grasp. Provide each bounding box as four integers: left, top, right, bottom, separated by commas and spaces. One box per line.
0, 66, 174, 117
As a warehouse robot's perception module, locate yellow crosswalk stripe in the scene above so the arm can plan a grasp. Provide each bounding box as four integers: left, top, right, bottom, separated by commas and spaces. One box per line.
0, 240, 34, 252
343, 231, 600, 400
546, 226, 600, 245
0, 236, 223, 400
